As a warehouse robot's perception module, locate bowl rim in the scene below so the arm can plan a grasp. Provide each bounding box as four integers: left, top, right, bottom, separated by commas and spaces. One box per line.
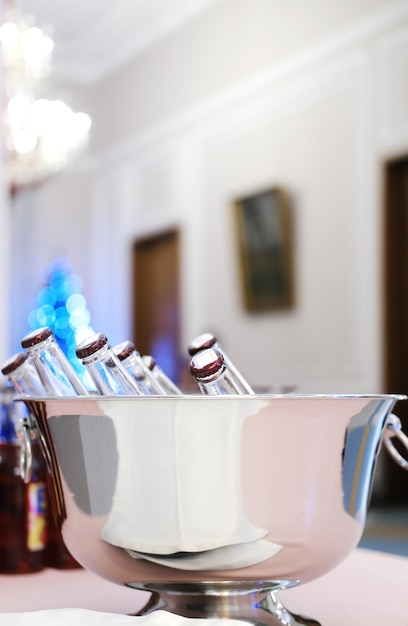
15, 392, 408, 402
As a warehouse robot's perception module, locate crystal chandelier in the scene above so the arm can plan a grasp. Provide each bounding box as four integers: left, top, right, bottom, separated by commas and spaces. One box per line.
0, 8, 92, 193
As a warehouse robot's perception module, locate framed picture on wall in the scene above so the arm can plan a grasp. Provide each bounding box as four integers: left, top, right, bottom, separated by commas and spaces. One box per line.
233, 187, 295, 312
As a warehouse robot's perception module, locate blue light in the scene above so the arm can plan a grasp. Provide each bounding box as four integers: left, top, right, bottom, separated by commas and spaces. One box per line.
37, 286, 57, 307
69, 308, 91, 330
36, 304, 56, 327
26, 257, 94, 385
27, 310, 39, 329
66, 293, 85, 313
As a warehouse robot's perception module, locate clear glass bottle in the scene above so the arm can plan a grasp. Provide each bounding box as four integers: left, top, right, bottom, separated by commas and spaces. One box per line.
188, 332, 255, 394
21, 327, 88, 396
1, 352, 46, 397
75, 333, 142, 396
142, 354, 183, 395
112, 341, 164, 395
0, 389, 47, 573
188, 347, 245, 395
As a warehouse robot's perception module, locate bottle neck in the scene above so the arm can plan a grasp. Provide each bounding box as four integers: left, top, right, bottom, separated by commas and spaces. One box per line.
80, 343, 110, 365
119, 352, 163, 395
189, 348, 243, 395
8, 359, 46, 396
195, 365, 243, 395
121, 350, 145, 380
25, 334, 54, 356
27, 337, 88, 396
82, 348, 142, 396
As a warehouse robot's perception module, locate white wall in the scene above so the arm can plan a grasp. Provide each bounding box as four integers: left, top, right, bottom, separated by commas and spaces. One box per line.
9, 170, 93, 355
0, 0, 10, 369
7, 0, 408, 392
0, 171, 10, 370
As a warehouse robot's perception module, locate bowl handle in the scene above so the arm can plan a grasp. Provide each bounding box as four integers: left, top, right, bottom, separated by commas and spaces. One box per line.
18, 416, 33, 483
16, 413, 53, 484
383, 414, 408, 470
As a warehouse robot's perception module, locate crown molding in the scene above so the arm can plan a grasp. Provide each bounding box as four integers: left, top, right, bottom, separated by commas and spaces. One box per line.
49, 0, 220, 84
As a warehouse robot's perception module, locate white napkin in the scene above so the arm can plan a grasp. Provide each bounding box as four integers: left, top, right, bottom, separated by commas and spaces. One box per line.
0, 609, 248, 626
128, 537, 282, 570
98, 397, 269, 555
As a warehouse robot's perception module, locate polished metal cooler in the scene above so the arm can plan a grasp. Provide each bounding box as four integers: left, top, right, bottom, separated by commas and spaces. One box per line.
20, 394, 408, 625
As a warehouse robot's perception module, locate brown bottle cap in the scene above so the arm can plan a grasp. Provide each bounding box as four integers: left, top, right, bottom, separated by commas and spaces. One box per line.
189, 348, 224, 378
113, 340, 136, 362
1, 352, 28, 375
21, 326, 53, 348
76, 333, 108, 360
188, 333, 217, 356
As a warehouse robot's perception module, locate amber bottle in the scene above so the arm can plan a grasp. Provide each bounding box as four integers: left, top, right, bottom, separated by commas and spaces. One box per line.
0, 391, 47, 573
1, 348, 82, 570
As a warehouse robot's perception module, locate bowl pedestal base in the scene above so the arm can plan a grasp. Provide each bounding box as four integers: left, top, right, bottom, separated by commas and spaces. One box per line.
132, 583, 321, 626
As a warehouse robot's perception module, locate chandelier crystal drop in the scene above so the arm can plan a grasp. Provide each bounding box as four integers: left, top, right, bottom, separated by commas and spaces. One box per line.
0, 10, 92, 193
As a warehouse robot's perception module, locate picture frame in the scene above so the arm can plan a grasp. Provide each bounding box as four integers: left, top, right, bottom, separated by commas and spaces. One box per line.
233, 187, 295, 312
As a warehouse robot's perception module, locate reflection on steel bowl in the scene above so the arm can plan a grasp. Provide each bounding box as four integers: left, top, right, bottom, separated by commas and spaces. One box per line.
21, 394, 406, 626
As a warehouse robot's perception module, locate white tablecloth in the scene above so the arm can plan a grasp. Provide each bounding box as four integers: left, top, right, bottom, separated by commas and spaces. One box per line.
0, 549, 407, 624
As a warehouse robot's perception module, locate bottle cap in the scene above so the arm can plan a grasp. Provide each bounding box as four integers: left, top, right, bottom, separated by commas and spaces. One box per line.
1, 352, 28, 376
113, 340, 137, 361
189, 348, 224, 378
142, 355, 156, 371
187, 333, 217, 356
76, 333, 108, 360
21, 326, 53, 348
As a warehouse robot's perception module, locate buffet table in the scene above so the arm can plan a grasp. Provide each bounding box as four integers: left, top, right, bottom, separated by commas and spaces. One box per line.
0, 548, 406, 624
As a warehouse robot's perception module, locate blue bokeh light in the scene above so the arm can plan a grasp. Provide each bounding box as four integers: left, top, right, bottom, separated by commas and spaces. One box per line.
27, 257, 94, 385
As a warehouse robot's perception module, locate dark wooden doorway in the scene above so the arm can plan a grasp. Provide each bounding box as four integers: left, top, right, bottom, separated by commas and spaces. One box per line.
132, 229, 181, 384
383, 155, 408, 505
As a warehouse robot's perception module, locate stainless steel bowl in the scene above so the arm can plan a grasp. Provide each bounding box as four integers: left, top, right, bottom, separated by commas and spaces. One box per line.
22, 394, 407, 625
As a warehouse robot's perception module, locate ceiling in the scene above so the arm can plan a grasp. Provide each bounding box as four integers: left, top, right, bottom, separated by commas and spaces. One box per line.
17, 0, 220, 83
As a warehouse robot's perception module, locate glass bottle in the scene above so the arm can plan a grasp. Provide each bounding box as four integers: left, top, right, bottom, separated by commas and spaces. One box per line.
188, 347, 245, 395
1, 352, 46, 397
142, 354, 183, 395
75, 333, 142, 396
0, 389, 47, 573
2, 352, 82, 570
188, 332, 255, 394
112, 340, 164, 395
21, 327, 88, 396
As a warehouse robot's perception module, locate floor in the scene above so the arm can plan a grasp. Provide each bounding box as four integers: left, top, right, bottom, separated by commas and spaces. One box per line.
358, 506, 408, 557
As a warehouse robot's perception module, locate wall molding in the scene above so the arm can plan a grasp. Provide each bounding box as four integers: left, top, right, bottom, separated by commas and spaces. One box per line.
87, 3, 408, 392
89, 0, 408, 171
